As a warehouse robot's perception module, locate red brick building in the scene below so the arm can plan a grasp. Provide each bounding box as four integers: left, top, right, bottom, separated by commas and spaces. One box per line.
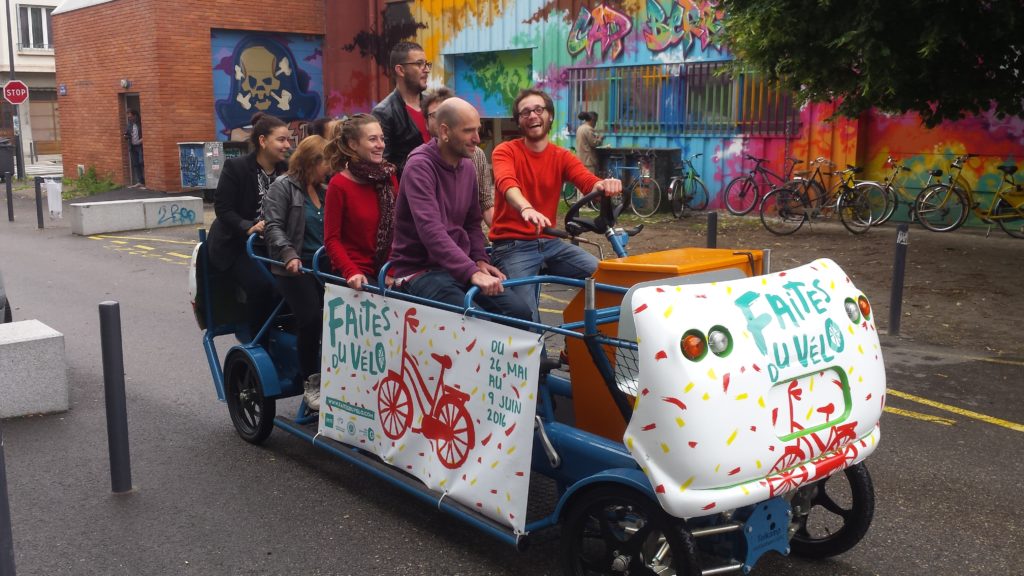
52, 0, 390, 192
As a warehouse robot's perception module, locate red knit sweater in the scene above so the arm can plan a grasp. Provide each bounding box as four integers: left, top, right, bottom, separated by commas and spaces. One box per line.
324, 171, 398, 280
490, 138, 601, 241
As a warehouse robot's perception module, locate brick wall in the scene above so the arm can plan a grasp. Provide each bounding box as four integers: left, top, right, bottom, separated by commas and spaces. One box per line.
53, 0, 323, 192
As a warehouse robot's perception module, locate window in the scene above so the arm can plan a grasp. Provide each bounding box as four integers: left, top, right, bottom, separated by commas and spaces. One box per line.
567, 62, 799, 137
18, 5, 54, 50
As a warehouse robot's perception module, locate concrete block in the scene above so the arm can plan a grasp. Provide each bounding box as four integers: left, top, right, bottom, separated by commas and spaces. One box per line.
0, 319, 68, 419
69, 199, 146, 236
142, 196, 204, 229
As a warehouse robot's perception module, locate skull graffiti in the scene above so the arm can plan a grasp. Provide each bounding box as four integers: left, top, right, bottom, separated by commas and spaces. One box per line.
237, 45, 293, 112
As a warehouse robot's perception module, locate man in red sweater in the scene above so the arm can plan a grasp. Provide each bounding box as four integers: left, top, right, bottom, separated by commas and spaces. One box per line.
490, 88, 622, 322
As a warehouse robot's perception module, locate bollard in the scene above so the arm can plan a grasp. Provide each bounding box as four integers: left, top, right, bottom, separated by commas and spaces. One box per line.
99, 302, 133, 493
888, 224, 910, 336
0, 424, 16, 575
32, 177, 42, 230
706, 211, 718, 248
4, 173, 11, 222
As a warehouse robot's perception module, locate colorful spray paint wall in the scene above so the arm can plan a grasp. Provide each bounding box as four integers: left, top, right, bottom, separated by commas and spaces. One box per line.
212, 30, 325, 141
326, 1, 1020, 216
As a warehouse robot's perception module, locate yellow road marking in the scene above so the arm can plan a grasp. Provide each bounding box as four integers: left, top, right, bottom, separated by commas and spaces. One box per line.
959, 355, 1024, 367
539, 307, 563, 315
92, 234, 197, 246
167, 252, 192, 259
884, 407, 956, 426
888, 389, 1024, 433
540, 293, 571, 305
134, 245, 154, 251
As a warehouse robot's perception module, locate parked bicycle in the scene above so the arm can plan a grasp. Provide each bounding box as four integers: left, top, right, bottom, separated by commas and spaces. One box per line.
871, 156, 949, 226
723, 154, 802, 215
760, 162, 879, 235
666, 152, 708, 218
915, 155, 1024, 237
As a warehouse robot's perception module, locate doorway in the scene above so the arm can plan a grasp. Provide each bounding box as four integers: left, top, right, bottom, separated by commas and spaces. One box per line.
119, 93, 141, 185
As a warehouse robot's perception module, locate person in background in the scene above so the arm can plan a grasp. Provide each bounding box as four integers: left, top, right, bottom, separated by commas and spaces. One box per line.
323, 114, 398, 290
489, 89, 622, 324
372, 41, 431, 178
206, 112, 292, 339
389, 98, 531, 322
421, 86, 495, 228
124, 109, 145, 187
262, 135, 330, 410
575, 111, 603, 177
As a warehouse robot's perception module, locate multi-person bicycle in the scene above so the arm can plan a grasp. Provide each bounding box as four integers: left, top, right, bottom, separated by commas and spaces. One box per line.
190, 190, 887, 575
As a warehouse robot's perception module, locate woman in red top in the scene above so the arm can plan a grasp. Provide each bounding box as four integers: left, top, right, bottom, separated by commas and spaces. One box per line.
324, 114, 399, 289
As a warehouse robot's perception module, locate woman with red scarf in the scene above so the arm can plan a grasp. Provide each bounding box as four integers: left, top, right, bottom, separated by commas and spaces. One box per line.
324, 114, 399, 289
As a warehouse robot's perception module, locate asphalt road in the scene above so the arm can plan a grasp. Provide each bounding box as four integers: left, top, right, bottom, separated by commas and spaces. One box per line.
0, 192, 1021, 575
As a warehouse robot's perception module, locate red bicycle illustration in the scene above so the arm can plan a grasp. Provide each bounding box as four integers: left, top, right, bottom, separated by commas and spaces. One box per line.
375, 308, 476, 469
770, 376, 859, 486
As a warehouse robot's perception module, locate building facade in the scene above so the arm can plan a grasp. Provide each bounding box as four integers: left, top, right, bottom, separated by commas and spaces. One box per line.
53, 0, 324, 190
55, 0, 1022, 222
0, 0, 61, 160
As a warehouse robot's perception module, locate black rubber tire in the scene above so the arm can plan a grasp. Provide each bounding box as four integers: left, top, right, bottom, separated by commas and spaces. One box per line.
838, 187, 873, 234
724, 176, 759, 215
669, 179, 685, 219
790, 462, 875, 559
224, 352, 276, 444
685, 178, 709, 211
629, 179, 662, 218
994, 197, 1024, 238
915, 184, 968, 232
561, 485, 700, 576
760, 188, 806, 235
873, 184, 898, 225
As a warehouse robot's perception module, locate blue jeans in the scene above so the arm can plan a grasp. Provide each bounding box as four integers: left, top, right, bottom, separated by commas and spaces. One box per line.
403, 269, 532, 323
491, 238, 598, 322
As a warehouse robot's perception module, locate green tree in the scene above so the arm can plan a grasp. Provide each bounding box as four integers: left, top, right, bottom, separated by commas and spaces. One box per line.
720, 0, 1022, 127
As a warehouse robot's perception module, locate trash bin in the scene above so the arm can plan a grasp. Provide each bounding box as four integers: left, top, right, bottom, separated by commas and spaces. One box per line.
0, 138, 14, 181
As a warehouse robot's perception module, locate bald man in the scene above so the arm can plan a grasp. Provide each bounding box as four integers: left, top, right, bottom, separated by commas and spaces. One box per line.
390, 98, 531, 321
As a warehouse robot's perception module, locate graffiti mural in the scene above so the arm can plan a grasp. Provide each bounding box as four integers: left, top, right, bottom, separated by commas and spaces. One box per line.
567, 4, 633, 61
643, 0, 725, 53
453, 50, 532, 117
212, 31, 323, 141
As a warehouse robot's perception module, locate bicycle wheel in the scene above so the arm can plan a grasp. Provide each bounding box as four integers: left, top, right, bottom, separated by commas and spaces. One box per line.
874, 184, 898, 225
724, 176, 759, 215
669, 179, 685, 218
915, 184, 968, 232
561, 181, 578, 207
760, 188, 806, 235
789, 178, 826, 209
838, 187, 873, 234
853, 182, 888, 226
994, 197, 1024, 238
630, 178, 662, 218
685, 177, 709, 211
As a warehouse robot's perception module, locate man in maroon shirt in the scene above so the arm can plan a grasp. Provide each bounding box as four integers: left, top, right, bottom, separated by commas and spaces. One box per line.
390, 98, 531, 322
372, 41, 431, 177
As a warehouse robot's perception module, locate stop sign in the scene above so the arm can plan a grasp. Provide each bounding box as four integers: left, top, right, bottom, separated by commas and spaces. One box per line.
3, 80, 28, 105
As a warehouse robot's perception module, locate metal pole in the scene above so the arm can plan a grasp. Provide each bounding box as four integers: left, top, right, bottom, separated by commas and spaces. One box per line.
0, 423, 16, 575
888, 224, 909, 336
5, 0, 24, 181
31, 177, 41, 229
99, 302, 133, 493
706, 211, 718, 248
4, 173, 10, 222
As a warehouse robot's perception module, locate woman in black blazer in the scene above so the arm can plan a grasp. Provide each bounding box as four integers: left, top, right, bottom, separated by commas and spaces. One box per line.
206, 113, 292, 338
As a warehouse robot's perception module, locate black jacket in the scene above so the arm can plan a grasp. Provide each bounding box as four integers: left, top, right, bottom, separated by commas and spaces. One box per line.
372, 88, 424, 178
206, 151, 286, 270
